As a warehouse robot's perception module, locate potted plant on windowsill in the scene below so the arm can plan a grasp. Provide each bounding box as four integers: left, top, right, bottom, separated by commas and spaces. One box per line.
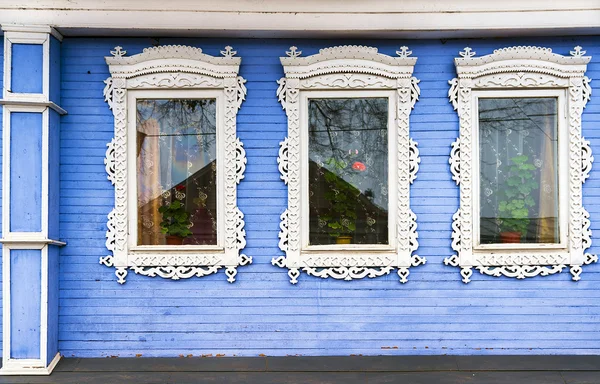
159, 199, 193, 245
497, 155, 539, 243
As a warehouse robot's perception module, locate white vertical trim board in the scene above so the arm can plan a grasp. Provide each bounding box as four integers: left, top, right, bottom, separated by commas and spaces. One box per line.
0, 25, 64, 375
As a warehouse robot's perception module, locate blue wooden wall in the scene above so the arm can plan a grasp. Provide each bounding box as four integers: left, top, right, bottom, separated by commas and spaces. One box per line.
51, 35, 600, 357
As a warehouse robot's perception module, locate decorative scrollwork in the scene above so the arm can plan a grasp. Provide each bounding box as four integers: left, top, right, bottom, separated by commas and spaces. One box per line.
582, 138, 594, 183
396, 46, 412, 58
571, 46, 586, 57
410, 76, 420, 109
99, 255, 114, 267
239, 254, 252, 266
288, 268, 300, 284
102, 44, 250, 284
476, 264, 566, 280
460, 267, 473, 283
235, 137, 247, 184
103, 77, 114, 110
271, 255, 286, 268
449, 138, 460, 185
409, 209, 419, 253
110, 46, 126, 58
115, 267, 128, 284
105, 208, 116, 252
276, 77, 287, 110
277, 209, 289, 252
132, 265, 221, 280
303, 266, 394, 281
411, 255, 426, 267
397, 268, 409, 283
277, 137, 289, 185
582, 76, 592, 106
409, 139, 420, 184
444, 254, 459, 267
286, 46, 302, 58
448, 78, 459, 111
235, 206, 247, 251
235, 76, 247, 111
459, 47, 476, 58
445, 45, 595, 283
104, 138, 116, 185
221, 46, 237, 58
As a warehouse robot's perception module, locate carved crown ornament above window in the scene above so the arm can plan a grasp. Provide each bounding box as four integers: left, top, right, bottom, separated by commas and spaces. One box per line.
444, 46, 597, 283
101, 45, 251, 284
272, 45, 425, 284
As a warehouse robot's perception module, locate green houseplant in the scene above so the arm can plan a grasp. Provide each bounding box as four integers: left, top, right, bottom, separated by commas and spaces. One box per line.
497, 155, 539, 243
159, 199, 193, 245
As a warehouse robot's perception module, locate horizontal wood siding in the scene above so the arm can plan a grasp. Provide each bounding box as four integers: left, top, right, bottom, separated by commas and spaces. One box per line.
59, 36, 600, 357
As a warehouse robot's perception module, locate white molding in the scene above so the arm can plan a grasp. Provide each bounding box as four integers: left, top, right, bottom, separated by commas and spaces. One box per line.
0, 353, 61, 376
2, 26, 64, 107
0, 2, 599, 38
0, 100, 67, 115
1, 24, 62, 41
273, 45, 424, 284
102, 44, 250, 284
444, 45, 597, 283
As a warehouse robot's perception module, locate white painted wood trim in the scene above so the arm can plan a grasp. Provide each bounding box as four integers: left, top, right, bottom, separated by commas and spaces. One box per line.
444, 46, 596, 283
0, 100, 67, 115
102, 44, 250, 284
0, 25, 64, 376
2, 246, 10, 369
1, 26, 65, 108
274, 45, 424, 284
0, 3, 599, 38
0, 353, 61, 376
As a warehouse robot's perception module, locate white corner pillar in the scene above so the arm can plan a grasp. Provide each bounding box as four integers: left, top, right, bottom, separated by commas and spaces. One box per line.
0, 25, 65, 375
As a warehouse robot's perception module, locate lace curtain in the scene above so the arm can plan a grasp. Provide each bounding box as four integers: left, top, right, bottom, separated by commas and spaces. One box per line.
479, 97, 559, 244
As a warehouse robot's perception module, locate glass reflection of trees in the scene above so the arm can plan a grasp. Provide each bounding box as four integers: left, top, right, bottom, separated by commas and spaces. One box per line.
308, 98, 389, 245
479, 97, 559, 244
136, 99, 218, 246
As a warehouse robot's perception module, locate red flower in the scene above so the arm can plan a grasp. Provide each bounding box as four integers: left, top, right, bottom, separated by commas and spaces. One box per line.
352, 161, 366, 172
175, 185, 186, 191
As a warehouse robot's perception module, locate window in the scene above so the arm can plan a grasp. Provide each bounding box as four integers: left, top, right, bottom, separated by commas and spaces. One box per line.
308, 97, 390, 246
101, 45, 251, 284
135, 97, 218, 247
273, 45, 424, 283
478, 96, 559, 246
445, 46, 597, 283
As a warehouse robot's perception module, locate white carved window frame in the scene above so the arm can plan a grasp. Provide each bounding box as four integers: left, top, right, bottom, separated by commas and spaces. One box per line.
272, 45, 425, 284
444, 46, 597, 283
100, 45, 251, 284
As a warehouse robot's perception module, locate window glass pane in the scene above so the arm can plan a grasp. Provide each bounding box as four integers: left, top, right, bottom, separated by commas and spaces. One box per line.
308, 98, 388, 245
136, 99, 217, 246
479, 97, 559, 244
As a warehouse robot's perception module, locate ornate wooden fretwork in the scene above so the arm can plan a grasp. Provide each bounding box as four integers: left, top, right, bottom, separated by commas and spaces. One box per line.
101, 45, 250, 284
444, 46, 596, 283
273, 45, 424, 283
